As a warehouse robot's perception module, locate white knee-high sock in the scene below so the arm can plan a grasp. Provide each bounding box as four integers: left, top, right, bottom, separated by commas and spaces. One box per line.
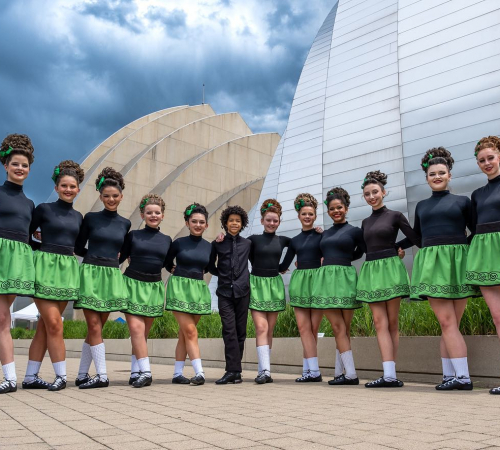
191, 358, 204, 378
137, 357, 151, 375
302, 358, 309, 376
340, 350, 357, 380
441, 357, 454, 381
90, 343, 107, 381
24, 360, 42, 382
451, 357, 471, 383
52, 361, 66, 381
173, 360, 185, 377
77, 342, 92, 379
383, 361, 397, 381
257, 345, 270, 373
131, 355, 139, 378
335, 348, 344, 377
2, 362, 17, 383
306, 357, 320, 377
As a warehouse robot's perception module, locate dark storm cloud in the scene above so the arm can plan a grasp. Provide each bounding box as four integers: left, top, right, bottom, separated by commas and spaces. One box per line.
0, 0, 333, 204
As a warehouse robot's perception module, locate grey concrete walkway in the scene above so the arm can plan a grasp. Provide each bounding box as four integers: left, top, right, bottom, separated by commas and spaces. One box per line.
1, 355, 500, 450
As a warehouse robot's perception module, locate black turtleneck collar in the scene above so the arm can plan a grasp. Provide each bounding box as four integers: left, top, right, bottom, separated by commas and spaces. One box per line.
56, 198, 73, 209
431, 190, 449, 197
144, 225, 160, 232
102, 208, 118, 217
263, 231, 276, 237
488, 174, 500, 184
301, 228, 315, 234
189, 234, 202, 242
333, 221, 348, 228
3, 180, 23, 191
372, 205, 387, 215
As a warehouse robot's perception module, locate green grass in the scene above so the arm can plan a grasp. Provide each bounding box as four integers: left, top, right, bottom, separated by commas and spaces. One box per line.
10, 298, 497, 339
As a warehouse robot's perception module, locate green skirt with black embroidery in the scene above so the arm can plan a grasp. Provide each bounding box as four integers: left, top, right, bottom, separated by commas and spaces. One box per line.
0, 237, 35, 296
311, 265, 362, 309
165, 275, 211, 315
249, 274, 286, 312
466, 231, 500, 286
33, 250, 79, 301
122, 275, 165, 318
412, 244, 479, 300
356, 256, 410, 303
289, 268, 319, 308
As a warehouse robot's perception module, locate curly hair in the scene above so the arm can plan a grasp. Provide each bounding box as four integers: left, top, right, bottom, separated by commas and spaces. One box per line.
294, 193, 318, 212
475, 136, 500, 157
139, 193, 165, 213
53, 160, 85, 185
183, 202, 208, 222
0, 134, 35, 165
260, 198, 282, 217
219, 205, 249, 232
361, 170, 387, 190
325, 187, 350, 208
420, 147, 454, 173
95, 167, 125, 192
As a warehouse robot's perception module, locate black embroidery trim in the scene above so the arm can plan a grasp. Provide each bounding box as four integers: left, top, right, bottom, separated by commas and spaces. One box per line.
411, 283, 478, 296
0, 278, 34, 292
290, 296, 361, 308
165, 298, 211, 315
76, 296, 127, 310
35, 283, 78, 299
466, 271, 500, 283
357, 284, 410, 301
123, 302, 164, 317
249, 298, 286, 311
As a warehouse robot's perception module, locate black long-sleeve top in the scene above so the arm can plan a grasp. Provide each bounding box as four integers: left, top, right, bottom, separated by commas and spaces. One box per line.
209, 233, 252, 298
74, 209, 131, 259
362, 206, 420, 260
0, 181, 34, 241
247, 232, 291, 276
119, 226, 172, 274
29, 199, 83, 253
164, 234, 214, 277
471, 174, 500, 225
403, 191, 473, 247
320, 222, 366, 265
279, 229, 322, 271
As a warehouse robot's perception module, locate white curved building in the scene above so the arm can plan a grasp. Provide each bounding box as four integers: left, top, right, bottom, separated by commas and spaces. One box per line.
248, 0, 500, 275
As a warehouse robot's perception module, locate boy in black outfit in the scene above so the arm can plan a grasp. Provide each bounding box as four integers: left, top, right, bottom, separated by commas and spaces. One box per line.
209, 205, 251, 384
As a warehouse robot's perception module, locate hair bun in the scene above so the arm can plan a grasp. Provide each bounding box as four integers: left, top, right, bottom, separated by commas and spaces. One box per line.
325, 187, 350, 208
365, 170, 387, 186
96, 167, 125, 191
294, 193, 318, 211
475, 136, 500, 156
0, 133, 35, 165
260, 198, 282, 217
421, 147, 454, 172
140, 193, 166, 213
55, 160, 85, 184
183, 202, 208, 221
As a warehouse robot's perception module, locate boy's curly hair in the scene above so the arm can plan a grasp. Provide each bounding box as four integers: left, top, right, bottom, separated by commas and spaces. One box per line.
220, 205, 249, 232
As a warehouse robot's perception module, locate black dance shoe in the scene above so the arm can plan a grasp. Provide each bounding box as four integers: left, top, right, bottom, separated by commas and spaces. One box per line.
48, 376, 67, 392
190, 374, 206, 385
132, 372, 152, 388
0, 379, 17, 394
172, 374, 190, 384
295, 371, 312, 382
489, 386, 500, 395
255, 371, 273, 384
75, 373, 90, 386
365, 377, 404, 388
436, 377, 473, 391
129, 372, 140, 385
22, 374, 51, 389
79, 375, 109, 389
328, 375, 360, 385
215, 372, 242, 385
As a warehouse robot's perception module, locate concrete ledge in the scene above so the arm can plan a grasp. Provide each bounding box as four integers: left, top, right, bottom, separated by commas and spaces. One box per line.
14, 335, 500, 387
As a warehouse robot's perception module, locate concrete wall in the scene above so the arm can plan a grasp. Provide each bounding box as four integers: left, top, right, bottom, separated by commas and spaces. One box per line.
14, 336, 500, 388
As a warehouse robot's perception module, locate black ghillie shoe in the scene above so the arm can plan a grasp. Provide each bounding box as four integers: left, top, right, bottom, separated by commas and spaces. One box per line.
75, 373, 90, 387
48, 376, 67, 392
490, 386, 500, 395
132, 372, 152, 388
129, 372, 140, 385
365, 377, 404, 388
172, 374, 190, 384
436, 377, 473, 391
79, 375, 109, 389
0, 379, 17, 394
215, 372, 242, 385
329, 375, 359, 385
190, 374, 205, 386
255, 371, 273, 384
295, 371, 312, 383
22, 374, 51, 390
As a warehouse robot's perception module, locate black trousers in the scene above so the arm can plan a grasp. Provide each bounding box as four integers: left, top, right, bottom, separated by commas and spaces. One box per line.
218, 293, 250, 373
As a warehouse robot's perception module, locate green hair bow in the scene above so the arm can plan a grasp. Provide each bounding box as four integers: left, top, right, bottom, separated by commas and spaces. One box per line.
140, 197, 149, 210
422, 153, 433, 169
51, 166, 60, 183
96, 176, 105, 191
361, 178, 368, 189
475, 141, 482, 157
294, 199, 305, 211
261, 202, 274, 214
0, 146, 13, 158
185, 204, 197, 216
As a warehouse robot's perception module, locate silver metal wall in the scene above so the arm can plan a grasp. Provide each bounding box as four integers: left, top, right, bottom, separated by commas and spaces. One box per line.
247, 0, 500, 275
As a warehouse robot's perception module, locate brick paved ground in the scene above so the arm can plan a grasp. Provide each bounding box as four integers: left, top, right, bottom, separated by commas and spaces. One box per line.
1, 355, 500, 450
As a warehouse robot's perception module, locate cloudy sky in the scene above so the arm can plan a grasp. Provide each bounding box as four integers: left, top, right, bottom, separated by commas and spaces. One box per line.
0, 0, 333, 203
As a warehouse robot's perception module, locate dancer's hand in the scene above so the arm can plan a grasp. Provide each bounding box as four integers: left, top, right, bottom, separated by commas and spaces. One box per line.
216, 232, 225, 243
314, 226, 323, 234
398, 248, 405, 259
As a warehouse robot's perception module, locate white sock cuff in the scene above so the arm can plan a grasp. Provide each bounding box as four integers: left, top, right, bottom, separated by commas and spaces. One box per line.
382, 361, 397, 380
2, 362, 17, 382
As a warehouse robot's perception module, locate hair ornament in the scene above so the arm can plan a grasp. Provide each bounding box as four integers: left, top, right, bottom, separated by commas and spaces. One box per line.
0, 146, 13, 158
294, 198, 305, 211
140, 197, 149, 210
185, 204, 196, 216
324, 200, 328, 205
260, 202, 274, 214
96, 176, 105, 191
422, 153, 433, 169
361, 178, 368, 189
51, 166, 60, 183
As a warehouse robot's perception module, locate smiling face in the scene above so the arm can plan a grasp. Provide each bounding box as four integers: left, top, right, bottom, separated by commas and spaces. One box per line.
363, 182, 385, 209
261, 211, 280, 233
477, 148, 500, 180
4, 154, 30, 184
298, 206, 316, 230
99, 186, 123, 211
186, 212, 208, 236
328, 199, 348, 224
426, 163, 451, 191
55, 175, 80, 202
141, 204, 164, 228
226, 214, 242, 236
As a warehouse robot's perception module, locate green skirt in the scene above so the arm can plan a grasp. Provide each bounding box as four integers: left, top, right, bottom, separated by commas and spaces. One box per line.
0, 237, 35, 296
311, 265, 362, 309
357, 256, 410, 303
411, 244, 479, 300
289, 268, 319, 308
466, 232, 500, 286
249, 274, 286, 312
74, 263, 127, 312
165, 275, 211, 315
33, 251, 79, 301
123, 275, 165, 318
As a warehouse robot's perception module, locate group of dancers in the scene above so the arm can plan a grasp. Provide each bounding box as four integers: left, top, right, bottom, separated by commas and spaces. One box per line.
1, 133, 500, 395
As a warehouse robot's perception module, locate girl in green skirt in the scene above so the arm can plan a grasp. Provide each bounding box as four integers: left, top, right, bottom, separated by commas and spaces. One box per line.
358, 171, 420, 388
22, 161, 84, 392
466, 136, 500, 395
315, 187, 365, 386
73, 167, 131, 389
0, 134, 35, 394
279, 194, 324, 383
164, 203, 215, 386
408, 148, 476, 391
119, 194, 172, 388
